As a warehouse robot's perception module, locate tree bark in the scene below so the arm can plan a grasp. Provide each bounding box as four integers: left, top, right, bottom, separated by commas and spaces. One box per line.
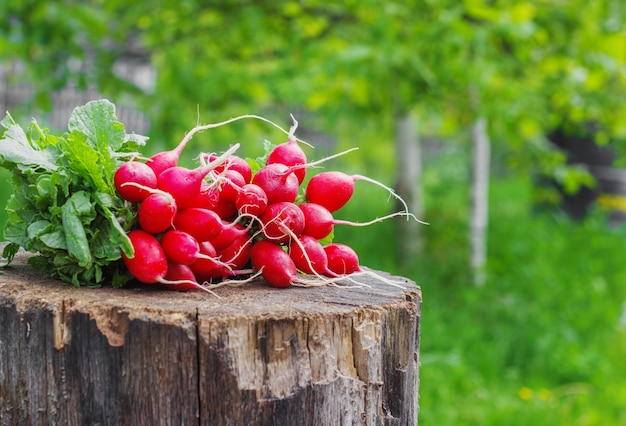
470, 116, 491, 286
394, 111, 424, 268
0, 248, 421, 425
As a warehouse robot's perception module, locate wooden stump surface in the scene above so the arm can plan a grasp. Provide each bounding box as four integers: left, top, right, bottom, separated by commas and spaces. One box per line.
0, 249, 421, 426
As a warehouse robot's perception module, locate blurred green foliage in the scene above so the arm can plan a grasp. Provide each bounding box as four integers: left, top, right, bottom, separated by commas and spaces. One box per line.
338, 147, 626, 425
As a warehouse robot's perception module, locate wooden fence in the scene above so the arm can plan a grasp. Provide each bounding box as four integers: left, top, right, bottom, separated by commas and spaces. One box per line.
0, 60, 152, 135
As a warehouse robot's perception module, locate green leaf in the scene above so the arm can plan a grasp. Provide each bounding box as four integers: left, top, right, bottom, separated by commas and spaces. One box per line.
0, 116, 59, 173
59, 130, 108, 193
68, 99, 126, 151
33, 175, 60, 211
27, 220, 55, 240
1, 243, 20, 267
61, 191, 94, 268
67, 99, 127, 191
94, 193, 134, 258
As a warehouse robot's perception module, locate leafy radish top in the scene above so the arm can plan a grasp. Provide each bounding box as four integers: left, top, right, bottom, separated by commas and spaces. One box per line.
0, 100, 146, 287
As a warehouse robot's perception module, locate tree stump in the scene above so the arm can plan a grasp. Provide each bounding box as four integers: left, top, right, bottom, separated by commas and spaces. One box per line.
0, 249, 421, 425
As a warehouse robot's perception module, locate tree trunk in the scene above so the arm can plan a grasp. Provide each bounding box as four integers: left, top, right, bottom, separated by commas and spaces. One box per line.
0, 248, 421, 425
470, 116, 491, 286
394, 111, 424, 268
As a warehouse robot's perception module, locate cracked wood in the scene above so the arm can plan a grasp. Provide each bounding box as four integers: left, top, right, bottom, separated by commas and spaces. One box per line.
0, 248, 421, 425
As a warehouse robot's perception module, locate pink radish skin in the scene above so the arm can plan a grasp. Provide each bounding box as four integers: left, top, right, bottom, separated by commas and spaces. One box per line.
288, 235, 336, 276
157, 165, 214, 208
198, 234, 253, 280
210, 222, 250, 250
250, 240, 298, 288
266, 138, 307, 183
114, 161, 158, 203
160, 262, 203, 291
209, 154, 253, 184
156, 144, 240, 208
152, 143, 240, 208
138, 193, 177, 234
299, 203, 335, 239
192, 184, 220, 210
217, 234, 253, 271
235, 183, 268, 217
146, 135, 192, 177
305, 171, 355, 213
160, 261, 223, 294
212, 198, 238, 220
191, 185, 237, 219
324, 243, 362, 275
173, 208, 223, 242
160, 230, 216, 265
122, 230, 168, 284
218, 169, 246, 202
259, 202, 305, 244
299, 202, 375, 240
251, 163, 300, 204
146, 151, 179, 178
306, 170, 412, 217
123, 231, 217, 293
189, 241, 220, 282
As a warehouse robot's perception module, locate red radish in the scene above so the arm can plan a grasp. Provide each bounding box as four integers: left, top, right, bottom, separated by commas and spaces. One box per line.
208, 154, 253, 183
266, 138, 307, 183
217, 169, 245, 202
213, 198, 238, 220
191, 183, 221, 209
173, 208, 223, 242
114, 161, 158, 203
157, 144, 240, 208
299, 203, 335, 239
191, 182, 238, 220
210, 222, 250, 250
250, 240, 298, 288
324, 243, 362, 275
251, 163, 300, 204
305, 171, 354, 213
306, 170, 412, 215
160, 230, 219, 265
189, 241, 221, 282
217, 233, 253, 271
288, 235, 336, 276
157, 165, 213, 208
121, 230, 168, 284
160, 261, 223, 295
159, 262, 203, 291
235, 183, 268, 216
138, 192, 177, 234
146, 136, 192, 177
259, 202, 305, 244
122, 231, 219, 294
299, 202, 396, 240
195, 233, 253, 280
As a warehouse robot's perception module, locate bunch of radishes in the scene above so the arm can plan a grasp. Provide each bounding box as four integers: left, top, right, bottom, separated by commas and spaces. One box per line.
113, 116, 417, 291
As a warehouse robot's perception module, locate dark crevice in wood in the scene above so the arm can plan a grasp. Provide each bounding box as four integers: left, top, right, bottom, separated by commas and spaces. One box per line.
195, 306, 202, 426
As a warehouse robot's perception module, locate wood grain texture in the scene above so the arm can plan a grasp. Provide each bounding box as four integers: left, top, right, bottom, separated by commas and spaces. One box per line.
0, 249, 421, 425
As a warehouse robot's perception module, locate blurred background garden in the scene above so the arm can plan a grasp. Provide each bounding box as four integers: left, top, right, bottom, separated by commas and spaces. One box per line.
1, 1, 626, 424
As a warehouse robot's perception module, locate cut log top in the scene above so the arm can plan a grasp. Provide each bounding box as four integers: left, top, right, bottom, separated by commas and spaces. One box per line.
0, 248, 420, 318
0, 247, 421, 426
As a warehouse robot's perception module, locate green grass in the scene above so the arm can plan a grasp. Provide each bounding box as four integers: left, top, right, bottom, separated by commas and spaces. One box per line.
338, 162, 626, 425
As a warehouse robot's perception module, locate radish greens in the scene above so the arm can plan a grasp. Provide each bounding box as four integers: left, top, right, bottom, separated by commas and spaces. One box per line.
0, 99, 145, 287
